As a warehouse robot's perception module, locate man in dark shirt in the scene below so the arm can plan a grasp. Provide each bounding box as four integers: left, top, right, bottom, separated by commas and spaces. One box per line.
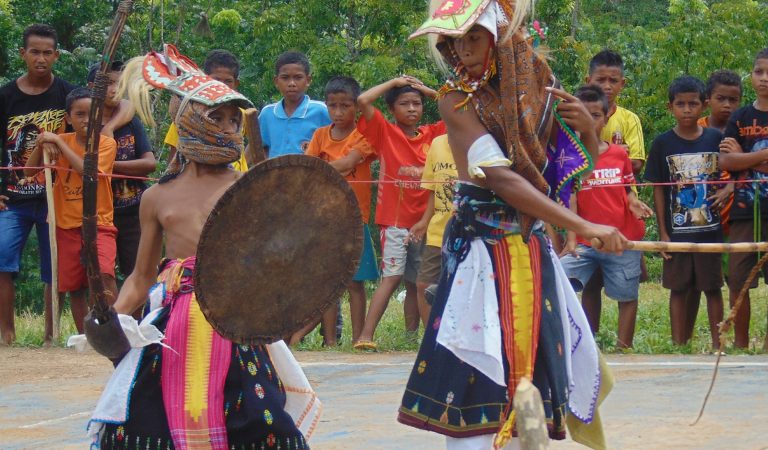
0, 24, 75, 345
87, 62, 156, 283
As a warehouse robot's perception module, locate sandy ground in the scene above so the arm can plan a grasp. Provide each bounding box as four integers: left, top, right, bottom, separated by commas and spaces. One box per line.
1, 347, 767, 449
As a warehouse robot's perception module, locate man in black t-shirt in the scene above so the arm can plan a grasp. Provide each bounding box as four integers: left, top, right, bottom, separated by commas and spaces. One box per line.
0, 24, 75, 345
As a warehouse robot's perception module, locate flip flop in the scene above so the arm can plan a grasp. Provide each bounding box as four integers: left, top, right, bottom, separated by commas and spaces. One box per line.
353, 340, 378, 351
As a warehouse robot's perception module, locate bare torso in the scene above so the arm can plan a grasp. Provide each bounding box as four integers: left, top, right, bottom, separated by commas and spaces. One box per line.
151, 165, 241, 259
114, 162, 242, 315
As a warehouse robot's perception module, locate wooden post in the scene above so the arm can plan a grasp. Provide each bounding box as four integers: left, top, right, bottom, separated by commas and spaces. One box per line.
43, 151, 60, 342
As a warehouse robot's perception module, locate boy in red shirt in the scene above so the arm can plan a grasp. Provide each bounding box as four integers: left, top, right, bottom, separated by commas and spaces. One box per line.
560, 85, 652, 349
299, 76, 378, 345
25, 87, 118, 333
354, 75, 445, 349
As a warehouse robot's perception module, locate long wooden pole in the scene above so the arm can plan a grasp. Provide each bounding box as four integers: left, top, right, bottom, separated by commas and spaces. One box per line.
43, 151, 59, 341
592, 239, 768, 253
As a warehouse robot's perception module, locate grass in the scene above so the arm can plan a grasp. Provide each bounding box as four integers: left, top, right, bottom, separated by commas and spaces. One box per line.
9, 281, 768, 354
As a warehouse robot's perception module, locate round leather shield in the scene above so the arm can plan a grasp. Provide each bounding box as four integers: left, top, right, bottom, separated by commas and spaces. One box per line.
195, 155, 363, 344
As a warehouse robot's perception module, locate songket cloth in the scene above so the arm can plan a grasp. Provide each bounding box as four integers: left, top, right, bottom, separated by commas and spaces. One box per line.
398, 183, 601, 442
87, 257, 318, 450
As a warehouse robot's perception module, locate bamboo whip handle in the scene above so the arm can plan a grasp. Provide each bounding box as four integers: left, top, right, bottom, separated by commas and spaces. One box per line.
43, 151, 59, 341
592, 239, 768, 253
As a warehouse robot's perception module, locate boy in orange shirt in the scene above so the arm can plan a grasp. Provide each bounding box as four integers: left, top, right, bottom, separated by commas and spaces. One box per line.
26, 87, 117, 333
299, 76, 378, 345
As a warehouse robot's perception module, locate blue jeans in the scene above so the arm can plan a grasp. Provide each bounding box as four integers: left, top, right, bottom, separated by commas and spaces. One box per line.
560, 245, 640, 301
0, 200, 52, 283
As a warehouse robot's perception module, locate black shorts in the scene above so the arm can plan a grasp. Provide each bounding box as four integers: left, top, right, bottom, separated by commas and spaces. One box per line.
727, 219, 768, 290
662, 251, 723, 292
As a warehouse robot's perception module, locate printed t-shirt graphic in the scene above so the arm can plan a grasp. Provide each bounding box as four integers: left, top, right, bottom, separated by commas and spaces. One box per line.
0, 77, 75, 201
53, 134, 117, 229
357, 108, 446, 228
645, 127, 723, 243
666, 152, 720, 232
421, 135, 457, 247
725, 105, 768, 220
575, 143, 644, 245
113, 116, 153, 211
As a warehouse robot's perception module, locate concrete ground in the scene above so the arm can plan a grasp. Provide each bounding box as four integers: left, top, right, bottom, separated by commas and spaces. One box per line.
1, 347, 766, 449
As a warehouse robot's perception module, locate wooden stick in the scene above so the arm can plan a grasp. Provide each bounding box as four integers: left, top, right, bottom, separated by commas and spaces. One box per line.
243, 108, 265, 166
43, 151, 60, 342
592, 239, 768, 253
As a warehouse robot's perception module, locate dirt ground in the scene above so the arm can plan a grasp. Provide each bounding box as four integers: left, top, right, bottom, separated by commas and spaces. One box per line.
1, 347, 767, 449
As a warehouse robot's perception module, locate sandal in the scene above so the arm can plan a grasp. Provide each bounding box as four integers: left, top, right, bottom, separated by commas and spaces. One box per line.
353, 340, 378, 351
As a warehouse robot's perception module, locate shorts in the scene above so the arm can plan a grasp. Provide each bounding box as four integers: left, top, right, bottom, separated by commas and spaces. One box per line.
662, 252, 723, 292
416, 245, 442, 285
380, 226, 424, 283
0, 201, 52, 283
559, 245, 641, 301
57, 225, 117, 292
114, 211, 141, 277
353, 223, 379, 282
727, 219, 768, 290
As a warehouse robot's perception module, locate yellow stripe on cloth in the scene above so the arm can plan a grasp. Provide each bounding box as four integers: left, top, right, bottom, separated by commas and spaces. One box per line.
185, 295, 214, 426
506, 235, 536, 385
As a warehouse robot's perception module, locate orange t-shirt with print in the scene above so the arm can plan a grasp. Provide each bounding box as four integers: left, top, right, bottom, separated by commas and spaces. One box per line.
357, 108, 446, 228
53, 133, 117, 229
306, 125, 377, 222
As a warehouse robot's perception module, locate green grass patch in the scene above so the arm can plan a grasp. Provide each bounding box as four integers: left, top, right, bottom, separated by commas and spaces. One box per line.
10, 282, 768, 354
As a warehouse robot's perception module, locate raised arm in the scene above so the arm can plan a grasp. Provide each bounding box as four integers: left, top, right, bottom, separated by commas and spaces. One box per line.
101, 99, 135, 138
440, 91, 627, 253
113, 185, 164, 315
358, 76, 432, 121
547, 87, 601, 170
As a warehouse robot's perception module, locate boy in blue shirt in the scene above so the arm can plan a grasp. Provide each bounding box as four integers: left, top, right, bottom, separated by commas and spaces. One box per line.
259, 51, 330, 157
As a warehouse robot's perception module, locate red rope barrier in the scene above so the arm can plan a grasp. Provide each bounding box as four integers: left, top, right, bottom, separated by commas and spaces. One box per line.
2, 165, 766, 188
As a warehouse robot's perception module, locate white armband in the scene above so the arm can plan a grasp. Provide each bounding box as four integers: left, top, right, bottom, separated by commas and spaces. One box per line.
467, 134, 511, 179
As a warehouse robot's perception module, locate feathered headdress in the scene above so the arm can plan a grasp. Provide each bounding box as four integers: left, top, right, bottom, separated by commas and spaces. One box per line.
117, 44, 253, 181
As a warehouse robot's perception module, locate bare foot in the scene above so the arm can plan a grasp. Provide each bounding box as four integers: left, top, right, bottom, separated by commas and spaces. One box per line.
1, 331, 15, 346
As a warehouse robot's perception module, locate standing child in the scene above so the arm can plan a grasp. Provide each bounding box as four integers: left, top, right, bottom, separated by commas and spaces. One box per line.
85, 47, 318, 448
87, 62, 157, 283
560, 85, 652, 349
586, 49, 645, 175
164, 50, 250, 171
582, 49, 648, 318
719, 48, 768, 349
410, 134, 456, 327
25, 87, 118, 333
353, 75, 446, 349
259, 51, 331, 158
681, 70, 743, 338
299, 76, 378, 345
645, 76, 725, 349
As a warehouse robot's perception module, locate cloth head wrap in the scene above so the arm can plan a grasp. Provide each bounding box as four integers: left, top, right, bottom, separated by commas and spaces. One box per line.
411, 0, 591, 239
120, 44, 253, 181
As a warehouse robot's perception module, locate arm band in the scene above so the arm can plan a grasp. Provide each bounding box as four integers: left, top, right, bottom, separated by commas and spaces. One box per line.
467, 134, 511, 179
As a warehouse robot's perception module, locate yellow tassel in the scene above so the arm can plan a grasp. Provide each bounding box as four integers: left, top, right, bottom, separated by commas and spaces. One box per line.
439, 409, 449, 424
493, 410, 516, 449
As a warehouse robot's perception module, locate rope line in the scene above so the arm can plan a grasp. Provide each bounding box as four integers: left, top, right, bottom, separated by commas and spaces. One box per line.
3, 165, 768, 188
